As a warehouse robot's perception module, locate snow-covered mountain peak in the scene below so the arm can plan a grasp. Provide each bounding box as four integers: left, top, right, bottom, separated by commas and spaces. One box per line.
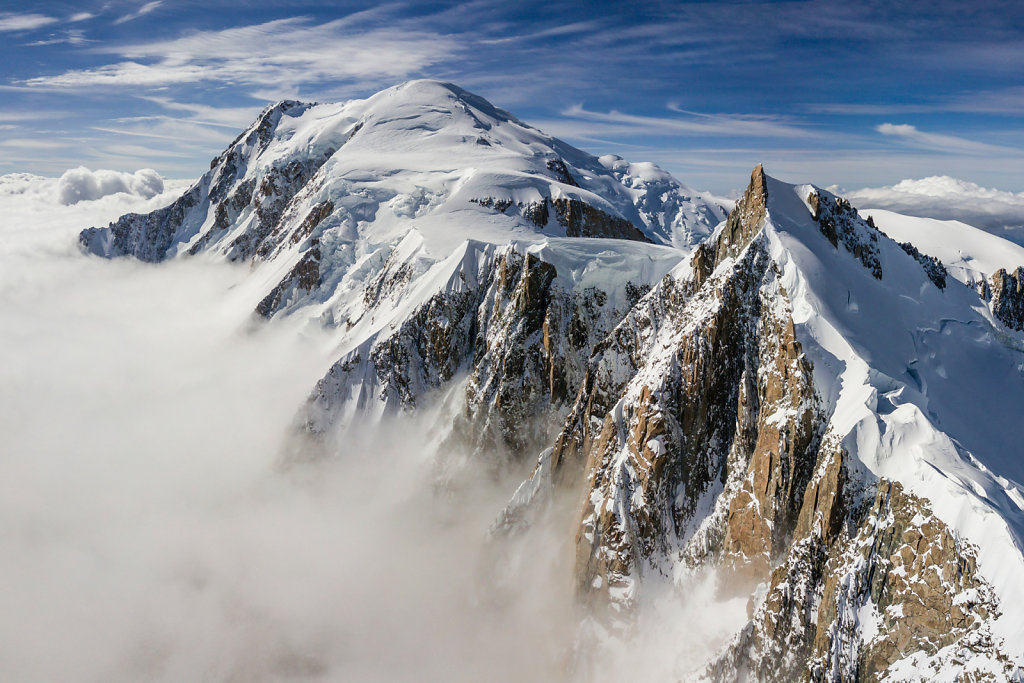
79, 81, 728, 320
66, 112, 1024, 676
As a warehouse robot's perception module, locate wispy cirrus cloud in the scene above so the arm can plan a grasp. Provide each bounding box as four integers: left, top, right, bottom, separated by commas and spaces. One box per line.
21, 17, 459, 91
91, 117, 236, 145
0, 138, 68, 149
0, 110, 69, 123
478, 19, 607, 45
876, 122, 1013, 155
137, 96, 261, 128
113, 1, 163, 25
557, 104, 821, 140
0, 13, 58, 32
808, 86, 1024, 116
26, 30, 90, 47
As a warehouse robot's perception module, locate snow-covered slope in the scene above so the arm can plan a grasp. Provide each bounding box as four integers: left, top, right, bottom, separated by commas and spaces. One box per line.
75, 81, 1024, 681
499, 166, 1024, 680
79, 80, 725, 321
861, 208, 1024, 287
861, 208, 1024, 334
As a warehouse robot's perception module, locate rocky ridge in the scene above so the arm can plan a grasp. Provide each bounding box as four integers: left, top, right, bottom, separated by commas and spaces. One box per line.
77, 82, 1024, 682
498, 166, 1024, 680
79, 80, 726, 321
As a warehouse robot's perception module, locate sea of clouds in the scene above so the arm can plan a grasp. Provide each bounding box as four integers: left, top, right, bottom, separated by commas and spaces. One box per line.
0, 169, 755, 682
833, 176, 1024, 244
0, 166, 166, 207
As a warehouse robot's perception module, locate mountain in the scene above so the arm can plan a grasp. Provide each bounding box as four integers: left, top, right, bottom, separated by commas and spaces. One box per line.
836, 176, 1024, 243
78, 82, 1024, 681
79, 79, 725, 314
862, 209, 1024, 333
501, 166, 1024, 680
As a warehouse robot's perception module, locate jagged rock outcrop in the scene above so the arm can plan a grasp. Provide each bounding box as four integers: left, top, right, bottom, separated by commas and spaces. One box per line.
808, 189, 883, 279
990, 266, 1024, 331
79, 184, 203, 263
302, 243, 649, 475
496, 164, 1023, 679
551, 196, 651, 241
896, 241, 947, 290
713, 475, 1006, 682
562, 166, 828, 605
470, 193, 653, 242
255, 246, 322, 318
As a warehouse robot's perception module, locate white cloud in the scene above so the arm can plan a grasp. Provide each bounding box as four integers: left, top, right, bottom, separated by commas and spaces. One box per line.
0, 167, 173, 206
0, 12, 58, 32
809, 86, 1024, 116
21, 18, 458, 90
876, 122, 1012, 155
835, 176, 1024, 237
0, 138, 67, 149
25, 61, 208, 88
69, 12, 95, 22
559, 104, 821, 140
113, 1, 162, 25
138, 97, 262, 129
54, 166, 165, 205
26, 29, 89, 47
0, 189, 579, 681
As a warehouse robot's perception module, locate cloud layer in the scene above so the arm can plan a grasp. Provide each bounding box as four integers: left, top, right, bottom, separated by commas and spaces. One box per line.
836, 176, 1024, 239
56, 166, 164, 204
0, 173, 747, 682
1, 167, 168, 207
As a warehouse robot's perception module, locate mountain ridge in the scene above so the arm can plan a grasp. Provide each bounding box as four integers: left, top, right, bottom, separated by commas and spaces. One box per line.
76, 82, 1024, 681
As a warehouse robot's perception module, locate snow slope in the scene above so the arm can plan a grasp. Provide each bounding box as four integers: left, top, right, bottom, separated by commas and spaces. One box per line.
764, 175, 1024, 668
860, 208, 1024, 287
78, 80, 726, 325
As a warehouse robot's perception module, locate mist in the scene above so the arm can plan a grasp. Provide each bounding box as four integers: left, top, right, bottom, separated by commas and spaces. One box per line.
0, 178, 583, 682
0, 175, 745, 682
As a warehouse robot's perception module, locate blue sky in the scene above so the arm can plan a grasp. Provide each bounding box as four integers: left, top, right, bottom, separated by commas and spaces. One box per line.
1, 0, 1022, 193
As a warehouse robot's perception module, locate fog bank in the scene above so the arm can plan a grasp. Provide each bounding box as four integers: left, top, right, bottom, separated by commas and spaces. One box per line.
0, 175, 744, 682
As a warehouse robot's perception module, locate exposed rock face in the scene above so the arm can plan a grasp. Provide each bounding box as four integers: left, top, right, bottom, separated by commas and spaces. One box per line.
552, 197, 651, 242
990, 266, 1024, 331
255, 246, 322, 318
570, 240, 774, 605
546, 158, 579, 187
896, 240, 947, 290
79, 185, 202, 263
471, 192, 653, 242
493, 164, 1020, 679
302, 244, 635, 474
80, 100, 322, 264
718, 283, 821, 578
560, 165, 828, 605
713, 477, 1005, 682
808, 189, 883, 279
